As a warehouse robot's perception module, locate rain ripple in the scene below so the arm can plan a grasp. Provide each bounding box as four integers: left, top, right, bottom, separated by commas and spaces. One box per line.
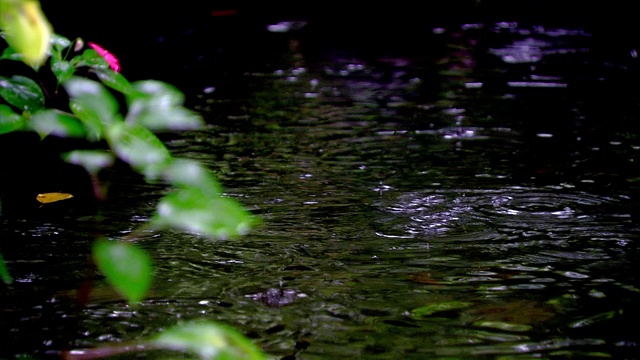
375, 187, 628, 241
373, 186, 636, 283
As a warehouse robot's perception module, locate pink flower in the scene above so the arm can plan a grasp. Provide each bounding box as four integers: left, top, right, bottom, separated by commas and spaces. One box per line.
88, 42, 120, 73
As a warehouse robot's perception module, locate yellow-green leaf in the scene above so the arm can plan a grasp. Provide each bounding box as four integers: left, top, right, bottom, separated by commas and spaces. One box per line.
0, 0, 52, 67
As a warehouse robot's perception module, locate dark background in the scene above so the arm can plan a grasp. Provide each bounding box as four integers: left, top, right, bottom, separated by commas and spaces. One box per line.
2, 0, 639, 217
39, 0, 640, 83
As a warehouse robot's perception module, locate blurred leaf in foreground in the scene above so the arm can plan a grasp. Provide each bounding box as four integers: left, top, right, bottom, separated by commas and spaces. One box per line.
0, 253, 12, 284
29, 109, 85, 138
106, 122, 172, 172
92, 239, 152, 304
152, 188, 257, 240
65, 321, 267, 360
0, 104, 25, 134
0, 0, 52, 67
63, 149, 114, 175
152, 321, 267, 360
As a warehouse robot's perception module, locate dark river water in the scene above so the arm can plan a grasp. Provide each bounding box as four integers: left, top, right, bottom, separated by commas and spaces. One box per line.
2, 11, 640, 360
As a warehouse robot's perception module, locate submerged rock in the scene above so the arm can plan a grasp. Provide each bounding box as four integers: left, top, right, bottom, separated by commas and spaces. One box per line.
246, 288, 307, 307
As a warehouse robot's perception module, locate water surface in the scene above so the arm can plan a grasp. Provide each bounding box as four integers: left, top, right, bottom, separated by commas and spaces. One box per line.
1, 20, 640, 359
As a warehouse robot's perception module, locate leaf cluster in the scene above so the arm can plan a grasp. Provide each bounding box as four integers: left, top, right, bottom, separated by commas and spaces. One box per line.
1, 3, 263, 358
1, 32, 258, 243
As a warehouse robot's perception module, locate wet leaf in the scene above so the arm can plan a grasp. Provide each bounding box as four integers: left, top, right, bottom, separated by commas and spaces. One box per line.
0, 45, 22, 62
547, 294, 579, 310
125, 80, 204, 131
152, 188, 257, 240
49, 33, 72, 53
0, 75, 45, 112
72, 49, 108, 69
410, 301, 473, 319
63, 149, 114, 175
106, 122, 172, 171
50, 59, 74, 84
68, 101, 105, 141
127, 102, 204, 131
64, 77, 119, 127
568, 310, 617, 329
152, 320, 267, 360
0, 104, 25, 134
473, 320, 532, 332
131, 80, 185, 106
29, 109, 85, 138
92, 239, 153, 304
36, 192, 74, 204
0, 253, 13, 285
93, 68, 134, 95
146, 158, 222, 196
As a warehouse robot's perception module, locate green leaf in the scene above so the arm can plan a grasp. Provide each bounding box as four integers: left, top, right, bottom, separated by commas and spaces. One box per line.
49, 34, 73, 66
410, 301, 473, 319
68, 101, 105, 141
50, 59, 74, 84
64, 76, 119, 126
0, 104, 26, 134
106, 122, 172, 171
92, 238, 153, 304
152, 189, 257, 240
72, 49, 109, 70
63, 149, 115, 175
125, 80, 204, 131
0, 253, 13, 285
127, 101, 205, 131
29, 109, 85, 138
473, 321, 532, 332
159, 159, 222, 196
93, 68, 134, 95
50, 33, 72, 53
131, 80, 185, 106
0, 75, 45, 112
152, 320, 267, 360
568, 310, 617, 329
0, 46, 22, 62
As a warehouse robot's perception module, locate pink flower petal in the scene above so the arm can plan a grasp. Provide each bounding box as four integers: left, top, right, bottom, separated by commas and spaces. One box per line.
88, 42, 121, 73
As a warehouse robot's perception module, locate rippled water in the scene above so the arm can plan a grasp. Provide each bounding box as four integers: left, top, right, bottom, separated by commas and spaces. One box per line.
2, 20, 640, 359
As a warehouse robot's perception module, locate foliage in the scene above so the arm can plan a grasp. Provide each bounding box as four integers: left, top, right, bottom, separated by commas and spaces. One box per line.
66, 321, 267, 360
92, 238, 153, 304
0, 253, 12, 284
151, 321, 267, 360
0, 0, 263, 358
410, 301, 473, 319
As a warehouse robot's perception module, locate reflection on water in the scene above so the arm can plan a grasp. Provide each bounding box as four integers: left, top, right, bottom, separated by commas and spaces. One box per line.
2, 20, 640, 359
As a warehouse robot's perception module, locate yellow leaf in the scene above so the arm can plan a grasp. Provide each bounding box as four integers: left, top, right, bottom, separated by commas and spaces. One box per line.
36, 192, 74, 204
